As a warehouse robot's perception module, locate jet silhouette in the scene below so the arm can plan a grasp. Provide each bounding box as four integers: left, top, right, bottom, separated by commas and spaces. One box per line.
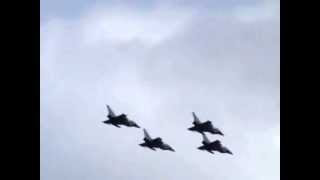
102, 105, 140, 128
188, 112, 224, 136
197, 134, 232, 155
139, 129, 175, 152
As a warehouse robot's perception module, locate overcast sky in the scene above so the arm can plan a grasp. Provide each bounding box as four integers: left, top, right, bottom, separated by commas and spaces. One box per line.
40, 1, 279, 180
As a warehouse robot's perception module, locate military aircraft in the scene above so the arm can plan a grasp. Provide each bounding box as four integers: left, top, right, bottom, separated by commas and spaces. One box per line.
139, 129, 175, 152
197, 134, 232, 155
188, 112, 224, 136
102, 105, 140, 128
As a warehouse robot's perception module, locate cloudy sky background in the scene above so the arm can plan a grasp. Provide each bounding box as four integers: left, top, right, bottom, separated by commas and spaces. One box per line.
41, 0, 279, 180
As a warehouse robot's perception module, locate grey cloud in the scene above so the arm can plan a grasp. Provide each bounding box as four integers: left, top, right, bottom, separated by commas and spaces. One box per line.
41, 2, 279, 180
41, 0, 259, 21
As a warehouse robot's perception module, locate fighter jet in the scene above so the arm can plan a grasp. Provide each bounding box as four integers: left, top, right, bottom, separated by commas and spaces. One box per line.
188, 112, 224, 136
139, 129, 175, 152
102, 105, 140, 128
197, 134, 232, 155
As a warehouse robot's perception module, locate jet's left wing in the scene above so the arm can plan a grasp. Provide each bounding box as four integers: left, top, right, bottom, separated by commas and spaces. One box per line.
112, 124, 121, 128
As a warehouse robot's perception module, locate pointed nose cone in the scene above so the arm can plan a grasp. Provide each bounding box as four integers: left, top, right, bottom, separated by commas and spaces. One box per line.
166, 146, 175, 152
211, 128, 224, 136
219, 131, 224, 136
139, 142, 147, 147
188, 126, 195, 131
134, 124, 140, 128
224, 148, 233, 155
227, 150, 233, 155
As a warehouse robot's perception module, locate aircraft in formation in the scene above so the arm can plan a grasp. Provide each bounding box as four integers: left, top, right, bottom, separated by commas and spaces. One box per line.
197, 134, 233, 155
188, 112, 224, 136
139, 129, 175, 152
102, 105, 140, 128
103, 105, 232, 155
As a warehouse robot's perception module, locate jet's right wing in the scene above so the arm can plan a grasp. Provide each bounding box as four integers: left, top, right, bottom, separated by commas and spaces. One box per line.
210, 140, 221, 147
204, 121, 218, 129
106, 105, 116, 117
192, 112, 201, 125
153, 137, 163, 144
203, 121, 214, 129
143, 129, 152, 140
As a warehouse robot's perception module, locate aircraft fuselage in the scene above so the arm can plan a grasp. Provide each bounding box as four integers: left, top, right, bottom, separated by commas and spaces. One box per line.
188, 123, 223, 136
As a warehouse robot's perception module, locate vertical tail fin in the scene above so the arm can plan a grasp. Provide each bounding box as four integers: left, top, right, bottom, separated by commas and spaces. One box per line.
192, 112, 201, 125
106, 105, 116, 117
143, 129, 152, 140
202, 133, 210, 144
